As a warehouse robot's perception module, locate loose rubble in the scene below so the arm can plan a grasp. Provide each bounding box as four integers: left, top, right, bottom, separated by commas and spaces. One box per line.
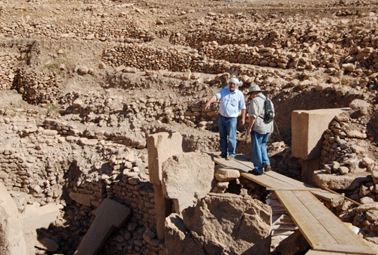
0, 0, 378, 254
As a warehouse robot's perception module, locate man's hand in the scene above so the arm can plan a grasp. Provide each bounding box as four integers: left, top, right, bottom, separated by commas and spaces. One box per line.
248, 116, 256, 134
204, 95, 217, 110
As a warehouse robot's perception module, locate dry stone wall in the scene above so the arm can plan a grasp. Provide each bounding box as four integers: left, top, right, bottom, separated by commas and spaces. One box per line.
0, 108, 163, 254
0, 0, 378, 253
314, 105, 378, 244
5, 39, 374, 155
0, 39, 33, 90
16, 67, 64, 104
99, 11, 378, 91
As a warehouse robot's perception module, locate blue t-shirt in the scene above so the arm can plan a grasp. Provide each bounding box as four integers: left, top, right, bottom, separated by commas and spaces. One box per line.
215, 87, 246, 118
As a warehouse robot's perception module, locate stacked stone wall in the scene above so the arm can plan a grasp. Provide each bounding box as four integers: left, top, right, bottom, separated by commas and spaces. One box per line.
0, 110, 162, 254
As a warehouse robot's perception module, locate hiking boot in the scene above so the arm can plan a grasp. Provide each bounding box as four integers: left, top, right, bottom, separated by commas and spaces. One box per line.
217, 154, 227, 159
248, 169, 263, 175
226, 155, 235, 161
264, 164, 271, 172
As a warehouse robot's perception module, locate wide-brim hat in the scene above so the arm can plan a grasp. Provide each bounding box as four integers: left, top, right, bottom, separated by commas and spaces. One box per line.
248, 84, 263, 94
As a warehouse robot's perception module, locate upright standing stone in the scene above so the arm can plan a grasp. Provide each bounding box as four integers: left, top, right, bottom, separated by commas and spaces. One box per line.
291, 108, 350, 185
292, 108, 350, 160
0, 182, 27, 255
147, 132, 183, 185
147, 132, 184, 239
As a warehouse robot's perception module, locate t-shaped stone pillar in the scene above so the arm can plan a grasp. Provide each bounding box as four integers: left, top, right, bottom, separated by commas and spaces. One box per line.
147, 132, 183, 240
291, 108, 350, 184
74, 198, 131, 255
292, 108, 350, 160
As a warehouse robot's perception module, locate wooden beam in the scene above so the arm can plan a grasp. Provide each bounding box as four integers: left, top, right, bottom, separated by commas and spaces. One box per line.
275, 190, 338, 248
276, 190, 376, 255
212, 153, 344, 203
267, 188, 322, 191
306, 250, 347, 255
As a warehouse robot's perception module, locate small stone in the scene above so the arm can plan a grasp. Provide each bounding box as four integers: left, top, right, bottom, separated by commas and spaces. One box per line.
339, 166, 349, 175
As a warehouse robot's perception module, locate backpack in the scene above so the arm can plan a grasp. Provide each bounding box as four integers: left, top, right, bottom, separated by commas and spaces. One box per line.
259, 96, 274, 124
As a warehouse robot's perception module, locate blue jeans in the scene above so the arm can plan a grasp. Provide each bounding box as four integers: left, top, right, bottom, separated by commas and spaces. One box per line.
251, 131, 270, 172
218, 115, 237, 157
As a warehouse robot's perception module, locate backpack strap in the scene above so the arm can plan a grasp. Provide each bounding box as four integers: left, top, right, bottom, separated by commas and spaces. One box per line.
257, 94, 266, 100
255, 94, 266, 120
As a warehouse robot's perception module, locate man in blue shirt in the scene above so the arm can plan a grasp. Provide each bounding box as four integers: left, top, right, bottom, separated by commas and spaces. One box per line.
205, 78, 246, 160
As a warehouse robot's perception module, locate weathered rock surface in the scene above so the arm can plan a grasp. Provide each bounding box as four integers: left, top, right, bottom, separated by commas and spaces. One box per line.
0, 0, 378, 253
313, 170, 371, 190
0, 183, 27, 255
74, 198, 131, 255
166, 193, 272, 255
162, 152, 214, 213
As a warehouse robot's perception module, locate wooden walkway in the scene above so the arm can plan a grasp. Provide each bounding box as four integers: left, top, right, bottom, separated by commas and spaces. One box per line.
211, 153, 377, 255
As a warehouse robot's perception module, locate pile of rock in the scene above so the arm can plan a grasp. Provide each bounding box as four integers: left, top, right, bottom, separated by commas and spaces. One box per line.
16, 67, 63, 104
316, 101, 377, 202
349, 202, 378, 245
213, 165, 242, 193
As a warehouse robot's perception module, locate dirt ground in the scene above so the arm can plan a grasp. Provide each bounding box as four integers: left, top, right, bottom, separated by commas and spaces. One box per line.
1, 0, 378, 254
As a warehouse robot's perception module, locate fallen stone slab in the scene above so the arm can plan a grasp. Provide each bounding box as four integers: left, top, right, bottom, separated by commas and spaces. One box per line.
74, 198, 131, 255
313, 170, 371, 190
69, 192, 91, 207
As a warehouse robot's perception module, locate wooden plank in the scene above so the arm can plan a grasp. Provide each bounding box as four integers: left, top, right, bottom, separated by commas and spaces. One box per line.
215, 153, 311, 189
278, 191, 373, 254
322, 186, 362, 206
294, 191, 369, 245
265, 171, 343, 202
211, 153, 374, 254
314, 244, 376, 255
213, 157, 250, 172
275, 190, 338, 248
293, 191, 376, 255
266, 170, 317, 188
214, 156, 297, 190
306, 250, 347, 255
241, 172, 296, 190
214, 155, 320, 191
265, 172, 342, 202
267, 188, 322, 191
213, 153, 343, 201
231, 154, 326, 189
231, 154, 345, 202
311, 190, 344, 203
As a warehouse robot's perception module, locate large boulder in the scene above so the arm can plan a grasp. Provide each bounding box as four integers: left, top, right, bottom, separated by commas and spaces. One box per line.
165, 214, 206, 255
165, 193, 272, 255
162, 152, 214, 214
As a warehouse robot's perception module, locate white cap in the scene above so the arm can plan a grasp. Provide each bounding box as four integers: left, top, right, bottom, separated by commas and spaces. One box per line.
229, 78, 240, 85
